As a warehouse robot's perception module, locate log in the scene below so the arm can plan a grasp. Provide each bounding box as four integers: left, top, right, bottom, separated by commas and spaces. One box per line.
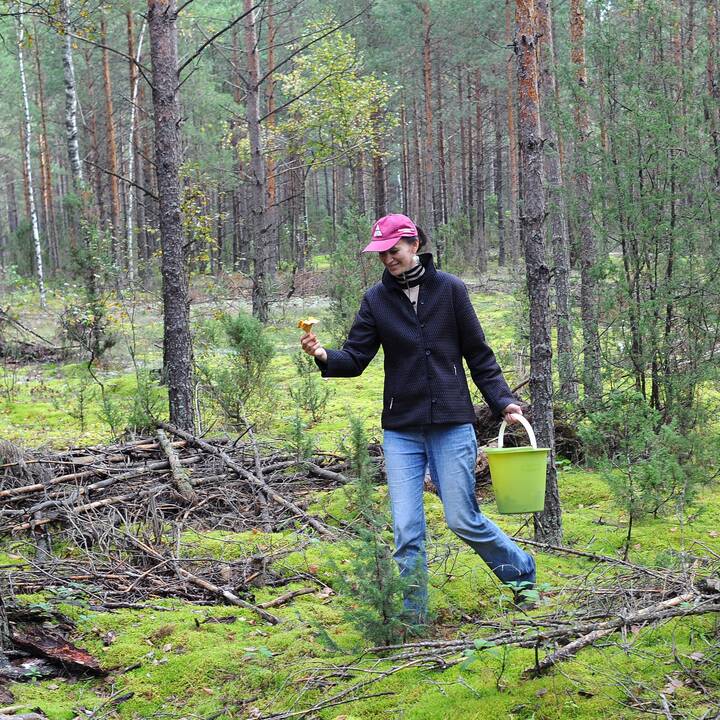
156, 429, 197, 503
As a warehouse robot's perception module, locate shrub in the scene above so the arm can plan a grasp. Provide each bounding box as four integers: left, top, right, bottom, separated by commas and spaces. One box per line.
289, 352, 333, 424
579, 390, 706, 558
196, 311, 275, 432
331, 416, 418, 646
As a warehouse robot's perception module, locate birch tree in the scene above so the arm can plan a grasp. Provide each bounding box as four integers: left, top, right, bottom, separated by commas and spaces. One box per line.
124, 12, 147, 286
243, 0, 270, 323
16, 2, 46, 308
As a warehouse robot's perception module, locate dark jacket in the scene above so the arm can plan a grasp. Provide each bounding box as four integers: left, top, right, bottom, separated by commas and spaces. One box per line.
316, 254, 516, 429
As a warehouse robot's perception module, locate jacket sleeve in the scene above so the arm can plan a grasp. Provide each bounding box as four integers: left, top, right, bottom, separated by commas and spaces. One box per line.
315, 294, 380, 378
453, 280, 516, 417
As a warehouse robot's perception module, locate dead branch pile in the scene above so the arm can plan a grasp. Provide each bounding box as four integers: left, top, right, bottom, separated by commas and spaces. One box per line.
0, 424, 357, 621
0, 426, 350, 541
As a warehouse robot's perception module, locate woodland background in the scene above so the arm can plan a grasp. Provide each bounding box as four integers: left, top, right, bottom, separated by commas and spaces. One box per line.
0, 0, 718, 718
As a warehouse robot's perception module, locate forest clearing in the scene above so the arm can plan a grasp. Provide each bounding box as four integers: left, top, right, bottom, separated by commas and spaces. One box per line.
1, 0, 719, 718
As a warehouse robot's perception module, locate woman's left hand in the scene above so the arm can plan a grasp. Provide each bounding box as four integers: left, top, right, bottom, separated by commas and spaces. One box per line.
502, 403, 524, 424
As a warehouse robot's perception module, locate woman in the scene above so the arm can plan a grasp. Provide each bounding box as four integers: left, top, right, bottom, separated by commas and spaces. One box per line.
300, 213, 535, 621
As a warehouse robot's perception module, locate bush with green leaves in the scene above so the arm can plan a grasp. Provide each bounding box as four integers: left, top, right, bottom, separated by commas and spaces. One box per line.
289, 351, 333, 424
330, 416, 421, 646
579, 390, 706, 558
195, 311, 275, 432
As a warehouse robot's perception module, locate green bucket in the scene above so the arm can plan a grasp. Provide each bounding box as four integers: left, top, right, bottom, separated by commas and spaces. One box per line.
484, 416, 548, 514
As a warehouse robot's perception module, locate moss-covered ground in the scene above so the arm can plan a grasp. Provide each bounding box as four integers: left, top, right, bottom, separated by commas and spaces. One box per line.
1, 271, 718, 719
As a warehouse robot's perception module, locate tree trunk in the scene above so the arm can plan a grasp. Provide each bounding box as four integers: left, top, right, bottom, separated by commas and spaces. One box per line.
85, 47, 107, 230
537, 0, 576, 401
124, 12, 147, 286
506, 0, 521, 262
493, 89, 506, 266
515, 0, 561, 544
436, 63, 448, 226
244, 0, 270, 322
706, 0, 720, 186
459, 70, 468, 212
6, 174, 19, 234
59, 0, 87, 253
16, 5, 46, 307
101, 15, 123, 270
418, 1, 436, 231
372, 112, 387, 218
148, 0, 194, 432
400, 103, 410, 214
474, 70, 488, 275
32, 28, 59, 273
61, 0, 84, 189
265, 0, 279, 278
570, 0, 603, 404
412, 98, 423, 222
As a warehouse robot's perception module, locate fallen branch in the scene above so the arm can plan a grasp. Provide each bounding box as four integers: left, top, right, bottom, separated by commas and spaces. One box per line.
523, 593, 720, 677
156, 429, 197, 503
123, 534, 281, 625
157, 421, 338, 540
258, 587, 316, 609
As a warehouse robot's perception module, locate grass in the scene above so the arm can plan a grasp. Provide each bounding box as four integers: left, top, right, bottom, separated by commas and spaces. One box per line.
1, 271, 719, 719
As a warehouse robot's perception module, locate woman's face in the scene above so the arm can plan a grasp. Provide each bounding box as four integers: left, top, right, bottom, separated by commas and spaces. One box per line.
378, 239, 420, 276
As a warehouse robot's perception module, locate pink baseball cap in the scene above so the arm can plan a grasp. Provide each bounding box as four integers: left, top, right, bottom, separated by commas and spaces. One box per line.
363, 213, 418, 252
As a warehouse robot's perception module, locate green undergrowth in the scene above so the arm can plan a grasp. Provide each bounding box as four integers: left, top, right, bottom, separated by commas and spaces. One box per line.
6, 465, 719, 718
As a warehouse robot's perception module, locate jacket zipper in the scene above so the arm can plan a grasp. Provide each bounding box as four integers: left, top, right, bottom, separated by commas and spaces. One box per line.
453, 364, 457, 375
389, 397, 394, 410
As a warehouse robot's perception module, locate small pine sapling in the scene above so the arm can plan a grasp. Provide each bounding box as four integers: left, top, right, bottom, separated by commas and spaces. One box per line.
331, 415, 421, 646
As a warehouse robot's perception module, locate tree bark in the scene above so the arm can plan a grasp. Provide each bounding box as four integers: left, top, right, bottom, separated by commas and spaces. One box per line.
570, 0, 603, 404
417, 1, 436, 231
506, 0, 521, 262
148, 0, 194, 431
372, 112, 387, 218
124, 13, 146, 286
436, 63, 448, 226
16, 4, 46, 307
537, 0, 576, 401
84, 47, 107, 229
101, 15, 123, 270
60, 0, 83, 189
32, 28, 59, 273
6, 173, 19, 234
265, 0, 279, 278
515, 0, 561, 543
243, 0, 270, 322
474, 70, 488, 275
400, 102, 410, 214
706, 0, 720, 186
493, 89, 507, 266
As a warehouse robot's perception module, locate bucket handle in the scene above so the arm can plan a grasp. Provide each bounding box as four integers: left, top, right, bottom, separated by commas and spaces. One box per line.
498, 415, 537, 449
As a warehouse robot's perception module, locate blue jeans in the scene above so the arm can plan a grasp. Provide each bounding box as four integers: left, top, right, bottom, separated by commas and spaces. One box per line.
383, 423, 536, 617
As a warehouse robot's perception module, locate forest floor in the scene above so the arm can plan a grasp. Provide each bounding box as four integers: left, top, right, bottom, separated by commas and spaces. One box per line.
0, 266, 719, 720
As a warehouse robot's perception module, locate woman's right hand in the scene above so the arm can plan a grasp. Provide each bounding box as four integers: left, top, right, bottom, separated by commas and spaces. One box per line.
300, 332, 327, 363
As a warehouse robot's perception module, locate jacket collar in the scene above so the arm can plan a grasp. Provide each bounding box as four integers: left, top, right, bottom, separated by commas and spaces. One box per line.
381, 252, 436, 290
